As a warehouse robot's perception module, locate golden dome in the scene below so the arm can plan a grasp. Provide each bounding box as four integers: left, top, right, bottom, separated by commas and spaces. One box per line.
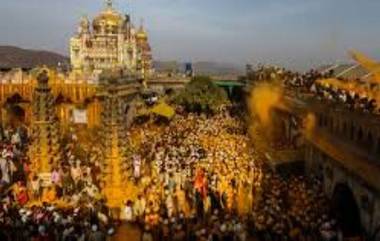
136, 26, 148, 39
93, 8, 123, 27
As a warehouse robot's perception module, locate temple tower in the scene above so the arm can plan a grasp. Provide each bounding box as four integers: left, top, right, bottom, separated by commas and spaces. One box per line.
70, 0, 153, 79
29, 70, 62, 175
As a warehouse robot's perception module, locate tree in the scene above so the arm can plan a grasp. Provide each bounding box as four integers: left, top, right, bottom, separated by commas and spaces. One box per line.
172, 76, 229, 114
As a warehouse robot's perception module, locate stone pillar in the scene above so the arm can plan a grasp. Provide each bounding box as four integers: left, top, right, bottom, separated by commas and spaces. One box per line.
100, 87, 130, 208
29, 71, 62, 176
87, 99, 101, 128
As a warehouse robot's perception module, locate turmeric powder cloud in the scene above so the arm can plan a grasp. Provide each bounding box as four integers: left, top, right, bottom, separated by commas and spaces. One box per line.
248, 83, 287, 127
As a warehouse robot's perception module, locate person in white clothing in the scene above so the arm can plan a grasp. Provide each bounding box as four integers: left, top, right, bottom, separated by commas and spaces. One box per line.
122, 200, 134, 222
133, 194, 146, 219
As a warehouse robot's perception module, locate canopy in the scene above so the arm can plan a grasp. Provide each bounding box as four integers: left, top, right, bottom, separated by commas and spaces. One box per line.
150, 102, 175, 119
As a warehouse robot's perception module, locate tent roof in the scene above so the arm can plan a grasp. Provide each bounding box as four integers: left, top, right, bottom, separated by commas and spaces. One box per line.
150, 102, 175, 119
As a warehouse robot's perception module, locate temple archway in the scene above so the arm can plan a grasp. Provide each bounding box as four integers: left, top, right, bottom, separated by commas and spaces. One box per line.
331, 183, 362, 237
3, 92, 30, 123
3, 104, 26, 126
6, 92, 25, 104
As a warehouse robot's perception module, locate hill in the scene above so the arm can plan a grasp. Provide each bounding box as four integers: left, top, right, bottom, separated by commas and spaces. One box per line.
0, 46, 243, 76
192, 61, 243, 75
0, 46, 68, 69
153, 60, 243, 75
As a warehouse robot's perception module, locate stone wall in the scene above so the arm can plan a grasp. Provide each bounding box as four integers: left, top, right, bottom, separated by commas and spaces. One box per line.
316, 109, 380, 162
278, 100, 380, 237
305, 139, 380, 237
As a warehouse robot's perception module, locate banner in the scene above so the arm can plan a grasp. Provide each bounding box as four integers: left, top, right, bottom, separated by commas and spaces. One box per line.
73, 109, 87, 124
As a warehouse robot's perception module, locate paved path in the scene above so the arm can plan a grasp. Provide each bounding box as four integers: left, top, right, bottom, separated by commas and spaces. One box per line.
111, 223, 141, 241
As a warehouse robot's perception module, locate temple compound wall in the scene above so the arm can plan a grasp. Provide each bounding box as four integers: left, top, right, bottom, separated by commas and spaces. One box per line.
266, 92, 380, 238
0, 68, 100, 127
304, 107, 380, 238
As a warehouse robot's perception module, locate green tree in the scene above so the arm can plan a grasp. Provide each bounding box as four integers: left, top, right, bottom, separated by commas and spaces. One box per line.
173, 76, 229, 114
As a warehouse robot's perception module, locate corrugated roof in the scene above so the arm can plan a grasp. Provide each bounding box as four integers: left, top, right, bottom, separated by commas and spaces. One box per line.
321, 63, 372, 81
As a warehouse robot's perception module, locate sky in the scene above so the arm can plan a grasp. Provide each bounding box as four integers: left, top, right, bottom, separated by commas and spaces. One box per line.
0, 0, 379, 70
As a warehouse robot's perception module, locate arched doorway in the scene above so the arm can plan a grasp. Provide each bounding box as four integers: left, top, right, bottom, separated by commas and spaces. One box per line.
6, 93, 24, 104
3, 104, 26, 126
331, 183, 362, 237
4, 93, 29, 125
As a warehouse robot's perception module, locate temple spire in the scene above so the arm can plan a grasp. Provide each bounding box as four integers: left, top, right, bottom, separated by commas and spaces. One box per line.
140, 18, 144, 30
105, 0, 113, 9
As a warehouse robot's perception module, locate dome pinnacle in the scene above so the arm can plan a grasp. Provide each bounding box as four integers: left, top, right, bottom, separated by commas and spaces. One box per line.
105, 0, 113, 9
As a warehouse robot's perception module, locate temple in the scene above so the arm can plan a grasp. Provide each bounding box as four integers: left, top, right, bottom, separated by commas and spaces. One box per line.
70, 0, 152, 80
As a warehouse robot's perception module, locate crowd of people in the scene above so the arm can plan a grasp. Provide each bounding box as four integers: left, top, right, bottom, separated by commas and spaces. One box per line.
0, 125, 30, 205
249, 65, 380, 115
309, 81, 379, 114
248, 65, 325, 90
0, 124, 116, 240
117, 109, 338, 241
0, 97, 344, 240
0, 200, 115, 241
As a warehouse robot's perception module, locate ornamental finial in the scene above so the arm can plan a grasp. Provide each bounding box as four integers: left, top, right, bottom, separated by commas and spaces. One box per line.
105, 0, 113, 9
139, 18, 144, 30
